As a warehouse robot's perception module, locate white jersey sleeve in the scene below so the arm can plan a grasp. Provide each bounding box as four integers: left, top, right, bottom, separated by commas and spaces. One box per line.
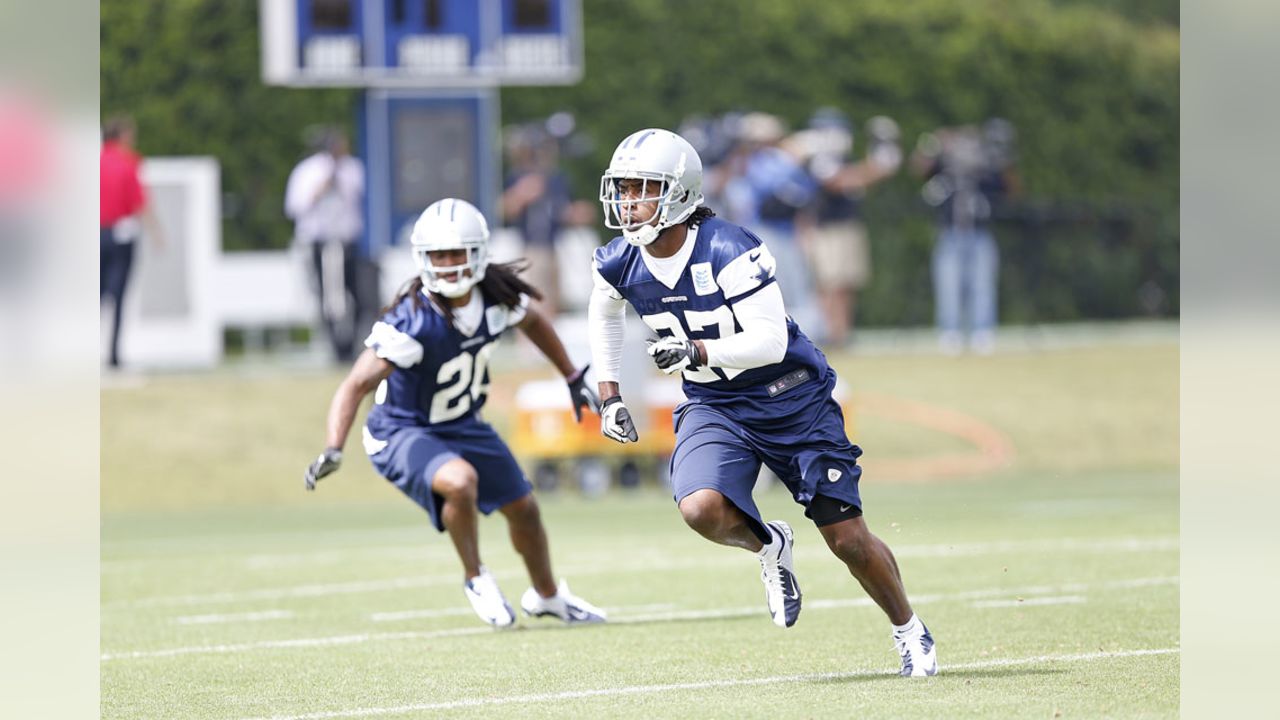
508, 292, 530, 326
701, 282, 788, 370
587, 263, 627, 383
364, 320, 424, 369
485, 293, 530, 334
695, 241, 787, 370
715, 243, 778, 302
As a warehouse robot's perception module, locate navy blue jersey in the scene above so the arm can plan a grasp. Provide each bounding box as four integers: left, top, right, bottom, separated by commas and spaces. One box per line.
594, 217, 835, 429
361, 289, 527, 453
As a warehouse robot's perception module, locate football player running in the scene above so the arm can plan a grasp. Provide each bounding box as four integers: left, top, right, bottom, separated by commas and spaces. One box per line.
304, 198, 607, 628
589, 129, 936, 676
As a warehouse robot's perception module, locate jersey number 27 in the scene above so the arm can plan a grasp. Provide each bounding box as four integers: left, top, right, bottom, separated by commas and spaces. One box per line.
641, 306, 744, 382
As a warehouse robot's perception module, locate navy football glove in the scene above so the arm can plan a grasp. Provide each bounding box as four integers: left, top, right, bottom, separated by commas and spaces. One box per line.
304, 448, 343, 491
565, 365, 600, 422
648, 337, 702, 375
600, 396, 639, 444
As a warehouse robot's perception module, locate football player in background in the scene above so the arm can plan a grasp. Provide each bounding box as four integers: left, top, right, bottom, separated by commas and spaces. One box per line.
304, 198, 607, 628
589, 129, 936, 676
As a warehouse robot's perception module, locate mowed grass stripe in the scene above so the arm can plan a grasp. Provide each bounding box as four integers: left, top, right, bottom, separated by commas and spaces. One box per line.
233, 648, 1180, 720
103, 535, 1177, 609
101, 575, 1177, 661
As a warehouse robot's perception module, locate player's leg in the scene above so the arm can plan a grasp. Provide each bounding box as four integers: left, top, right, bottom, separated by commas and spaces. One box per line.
497, 494, 555, 597
430, 457, 483, 578
678, 488, 766, 551
671, 406, 800, 628
833, 517, 938, 678
370, 427, 514, 626
497, 493, 607, 623
800, 455, 936, 675
462, 425, 605, 624
814, 509, 911, 623
671, 404, 768, 547
432, 457, 521, 627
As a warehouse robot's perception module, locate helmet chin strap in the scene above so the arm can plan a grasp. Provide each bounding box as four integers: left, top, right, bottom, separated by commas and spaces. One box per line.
623, 224, 660, 247
622, 203, 670, 247
423, 273, 475, 299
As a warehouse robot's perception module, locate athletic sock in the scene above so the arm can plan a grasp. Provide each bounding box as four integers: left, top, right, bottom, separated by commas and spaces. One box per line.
756, 526, 778, 556
892, 613, 920, 637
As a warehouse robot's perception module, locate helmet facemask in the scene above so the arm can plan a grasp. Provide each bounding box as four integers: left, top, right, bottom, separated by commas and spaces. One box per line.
408, 198, 491, 300
413, 241, 488, 299
599, 130, 703, 248
601, 174, 690, 246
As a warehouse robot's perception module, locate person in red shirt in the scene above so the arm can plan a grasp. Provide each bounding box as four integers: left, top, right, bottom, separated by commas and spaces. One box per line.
100, 115, 149, 368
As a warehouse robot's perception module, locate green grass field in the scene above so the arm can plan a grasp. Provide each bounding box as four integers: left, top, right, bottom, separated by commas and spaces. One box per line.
102, 327, 1178, 719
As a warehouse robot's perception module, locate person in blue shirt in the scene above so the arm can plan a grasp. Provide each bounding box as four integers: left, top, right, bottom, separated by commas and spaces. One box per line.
304, 198, 606, 628
589, 129, 937, 676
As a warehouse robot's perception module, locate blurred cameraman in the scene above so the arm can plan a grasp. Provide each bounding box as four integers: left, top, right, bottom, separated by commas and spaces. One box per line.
911, 118, 1019, 355
285, 125, 366, 363
722, 112, 825, 343
794, 109, 902, 349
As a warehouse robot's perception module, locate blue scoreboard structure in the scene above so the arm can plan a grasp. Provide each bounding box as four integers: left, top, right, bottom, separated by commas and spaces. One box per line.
360, 90, 499, 259
260, 0, 583, 87
260, 0, 583, 260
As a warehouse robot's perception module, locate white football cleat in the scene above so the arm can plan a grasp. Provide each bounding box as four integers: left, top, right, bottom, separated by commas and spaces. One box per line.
520, 580, 608, 624
463, 566, 516, 628
894, 617, 938, 677
757, 520, 801, 628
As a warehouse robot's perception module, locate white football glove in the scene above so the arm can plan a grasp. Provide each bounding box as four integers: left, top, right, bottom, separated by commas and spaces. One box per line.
600, 396, 639, 444
647, 337, 702, 375
304, 448, 342, 491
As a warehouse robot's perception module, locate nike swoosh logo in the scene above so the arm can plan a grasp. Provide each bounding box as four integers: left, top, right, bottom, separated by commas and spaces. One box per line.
749, 251, 760, 262
839, 504, 852, 513
787, 581, 800, 601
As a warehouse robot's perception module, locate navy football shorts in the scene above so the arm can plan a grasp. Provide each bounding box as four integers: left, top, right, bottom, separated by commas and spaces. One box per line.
669, 402, 864, 537
368, 421, 532, 532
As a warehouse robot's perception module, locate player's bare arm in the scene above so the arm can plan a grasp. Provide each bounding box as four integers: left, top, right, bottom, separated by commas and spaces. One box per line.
304, 349, 393, 491
516, 305, 576, 378
517, 305, 599, 420
325, 348, 394, 450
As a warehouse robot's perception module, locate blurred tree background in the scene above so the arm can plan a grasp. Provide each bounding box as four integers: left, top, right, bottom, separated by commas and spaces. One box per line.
100, 0, 1178, 326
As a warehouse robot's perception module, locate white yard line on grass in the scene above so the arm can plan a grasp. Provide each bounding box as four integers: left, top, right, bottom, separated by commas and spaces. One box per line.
175, 610, 295, 625
971, 595, 1087, 608
108, 574, 464, 609
370, 603, 677, 622
890, 536, 1178, 558
105, 535, 1177, 609
100, 629, 483, 661
232, 647, 1180, 720
101, 576, 1177, 661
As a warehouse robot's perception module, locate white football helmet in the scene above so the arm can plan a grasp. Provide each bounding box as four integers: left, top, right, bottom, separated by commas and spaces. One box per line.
409, 198, 489, 299
599, 128, 705, 247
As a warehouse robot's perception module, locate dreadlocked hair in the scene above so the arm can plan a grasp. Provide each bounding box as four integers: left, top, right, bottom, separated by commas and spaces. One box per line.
479, 260, 543, 307
380, 260, 544, 323
684, 205, 716, 227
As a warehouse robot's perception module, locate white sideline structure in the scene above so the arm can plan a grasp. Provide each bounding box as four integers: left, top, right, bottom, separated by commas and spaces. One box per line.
111, 158, 224, 368
110, 158, 603, 370
112, 157, 320, 369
